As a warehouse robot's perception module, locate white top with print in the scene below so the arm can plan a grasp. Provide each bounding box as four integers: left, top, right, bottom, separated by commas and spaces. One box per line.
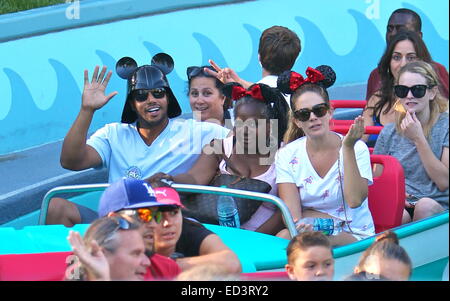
275, 133, 375, 237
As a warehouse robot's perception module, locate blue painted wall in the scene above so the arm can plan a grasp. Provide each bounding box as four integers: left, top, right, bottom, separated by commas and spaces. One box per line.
0, 0, 448, 155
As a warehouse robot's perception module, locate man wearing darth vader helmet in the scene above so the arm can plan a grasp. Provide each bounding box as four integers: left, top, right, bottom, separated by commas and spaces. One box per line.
47, 54, 229, 227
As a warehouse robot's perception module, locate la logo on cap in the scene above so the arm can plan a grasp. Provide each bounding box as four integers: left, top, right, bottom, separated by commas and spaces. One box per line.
142, 182, 156, 197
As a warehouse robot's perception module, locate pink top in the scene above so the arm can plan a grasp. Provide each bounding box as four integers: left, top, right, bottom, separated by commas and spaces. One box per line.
218, 136, 277, 231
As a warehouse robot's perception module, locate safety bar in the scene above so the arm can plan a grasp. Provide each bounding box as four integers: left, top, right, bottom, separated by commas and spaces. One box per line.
38, 183, 298, 238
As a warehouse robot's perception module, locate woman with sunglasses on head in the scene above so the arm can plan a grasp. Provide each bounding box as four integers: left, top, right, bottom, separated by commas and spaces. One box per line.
275, 66, 375, 246
373, 61, 448, 224
362, 30, 446, 146
187, 66, 233, 128
149, 83, 289, 235
66, 215, 150, 281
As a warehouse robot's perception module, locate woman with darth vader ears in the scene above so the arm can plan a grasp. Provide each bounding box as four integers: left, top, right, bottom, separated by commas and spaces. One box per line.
275, 65, 375, 246
47, 53, 229, 227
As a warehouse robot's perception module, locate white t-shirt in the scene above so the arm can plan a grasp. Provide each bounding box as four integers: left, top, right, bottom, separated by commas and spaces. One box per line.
87, 119, 230, 183
275, 133, 375, 237
257, 75, 291, 107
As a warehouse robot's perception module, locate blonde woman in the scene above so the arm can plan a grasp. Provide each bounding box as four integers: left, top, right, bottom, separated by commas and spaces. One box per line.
373, 61, 449, 224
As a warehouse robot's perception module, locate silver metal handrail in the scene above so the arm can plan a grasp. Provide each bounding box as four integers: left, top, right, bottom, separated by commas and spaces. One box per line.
38, 183, 298, 237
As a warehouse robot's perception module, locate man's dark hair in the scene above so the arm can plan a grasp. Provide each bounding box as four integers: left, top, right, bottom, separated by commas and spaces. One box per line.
258, 26, 301, 75
390, 8, 422, 32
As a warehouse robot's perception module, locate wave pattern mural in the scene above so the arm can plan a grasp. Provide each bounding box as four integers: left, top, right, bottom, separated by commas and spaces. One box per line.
0, 0, 448, 155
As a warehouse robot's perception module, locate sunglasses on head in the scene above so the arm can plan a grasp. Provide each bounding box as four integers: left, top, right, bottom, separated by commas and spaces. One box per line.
132, 88, 166, 101
187, 66, 215, 80
103, 216, 132, 245
393, 84, 432, 99
116, 208, 162, 224
293, 103, 329, 122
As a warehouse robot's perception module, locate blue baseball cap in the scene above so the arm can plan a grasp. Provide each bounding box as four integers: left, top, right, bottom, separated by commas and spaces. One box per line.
98, 178, 174, 217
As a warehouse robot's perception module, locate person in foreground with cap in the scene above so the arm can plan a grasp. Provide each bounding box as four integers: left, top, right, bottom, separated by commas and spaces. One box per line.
66, 178, 182, 281
96, 178, 240, 275
148, 180, 242, 274
47, 53, 229, 227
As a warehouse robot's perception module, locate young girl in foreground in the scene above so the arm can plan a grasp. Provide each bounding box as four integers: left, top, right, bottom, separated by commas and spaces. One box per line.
351, 231, 412, 281
285, 231, 334, 281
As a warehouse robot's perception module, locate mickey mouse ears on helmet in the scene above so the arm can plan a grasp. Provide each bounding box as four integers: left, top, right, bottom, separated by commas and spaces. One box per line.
116, 53, 181, 123
151, 53, 174, 75
116, 53, 174, 79
116, 57, 138, 79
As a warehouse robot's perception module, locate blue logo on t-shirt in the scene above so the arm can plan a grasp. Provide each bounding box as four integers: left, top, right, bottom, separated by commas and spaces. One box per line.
126, 166, 142, 179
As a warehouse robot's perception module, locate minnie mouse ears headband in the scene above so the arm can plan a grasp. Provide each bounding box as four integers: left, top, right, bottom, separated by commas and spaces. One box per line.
277, 65, 336, 94
222, 82, 281, 105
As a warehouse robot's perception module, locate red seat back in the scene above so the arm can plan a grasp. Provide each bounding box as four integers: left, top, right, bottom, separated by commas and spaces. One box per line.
329, 100, 383, 135
330, 100, 367, 109
0, 251, 71, 281
330, 124, 383, 135
368, 155, 405, 233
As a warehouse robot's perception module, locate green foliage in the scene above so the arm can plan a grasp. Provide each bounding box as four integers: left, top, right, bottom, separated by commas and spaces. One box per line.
0, 0, 67, 15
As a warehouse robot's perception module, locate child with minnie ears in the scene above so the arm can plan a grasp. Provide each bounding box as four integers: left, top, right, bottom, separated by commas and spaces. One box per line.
274, 65, 376, 246
149, 82, 289, 235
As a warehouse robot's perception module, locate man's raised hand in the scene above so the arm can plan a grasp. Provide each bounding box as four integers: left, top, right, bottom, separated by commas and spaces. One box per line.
82, 66, 118, 112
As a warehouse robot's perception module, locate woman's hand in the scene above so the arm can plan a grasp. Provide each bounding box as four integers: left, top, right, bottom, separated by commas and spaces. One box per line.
404, 200, 415, 209
343, 115, 365, 148
82, 66, 118, 112
401, 111, 425, 143
404, 193, 418, 208
295, 222, 314, 234
204, 59, 241, 84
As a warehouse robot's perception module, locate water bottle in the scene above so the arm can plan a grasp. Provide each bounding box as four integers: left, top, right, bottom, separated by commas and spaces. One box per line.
297, 217, 342, 236
217, 189, 240, 228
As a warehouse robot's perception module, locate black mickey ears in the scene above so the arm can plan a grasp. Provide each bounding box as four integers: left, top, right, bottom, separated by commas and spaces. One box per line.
314, 65, 336, 89
151, 53, 174, 75
116, 57, 138, 79
116, 53, 174, 79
